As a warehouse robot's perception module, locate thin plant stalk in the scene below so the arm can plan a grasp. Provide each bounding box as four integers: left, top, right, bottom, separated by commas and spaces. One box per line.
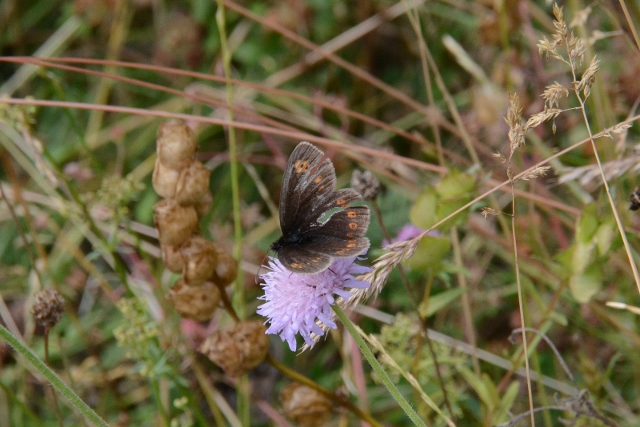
215, 2, 249, 424
333, 305, 428, 427
0, 324, 109, 427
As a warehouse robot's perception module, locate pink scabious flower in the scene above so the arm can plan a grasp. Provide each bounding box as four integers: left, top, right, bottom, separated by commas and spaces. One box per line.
257, 256, 372, 351
383, 223, 425, 246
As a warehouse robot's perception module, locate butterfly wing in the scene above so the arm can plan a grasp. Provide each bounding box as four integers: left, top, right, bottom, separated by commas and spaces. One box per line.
279, 142, 332, 234
276, 246, 334, 274
299, 206, 371, 257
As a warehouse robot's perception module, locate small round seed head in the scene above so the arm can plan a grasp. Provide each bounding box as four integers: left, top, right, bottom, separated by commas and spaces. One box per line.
166, 279, 220, 321
175, 160, 211, 206
152, 157, 180, 198
32, 289, 65, 330
199, 320, 268, 377
280, 383, 333, 427
351, 170, 380, 201
211, 247, 237, 287
181, 236, 218, 286
161, 244, 184, 273
153, 199, 199, 247
156, 120, 197, 170
194, 191, 213, 218
233, 320, 269, 370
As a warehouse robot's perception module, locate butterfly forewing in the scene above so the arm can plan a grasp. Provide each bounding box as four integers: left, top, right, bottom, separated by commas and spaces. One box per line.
279, 142, 331, 232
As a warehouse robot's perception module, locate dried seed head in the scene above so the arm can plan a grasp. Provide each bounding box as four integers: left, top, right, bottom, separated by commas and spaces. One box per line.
153, 199, 199, 247
181, 236, 218, 286
152, 158, 180, 198
199, 320, 268, 377
232, 320, 269, 370
576, 56, 600, 98
175, 160, 212, 206
211, 247, 237, 287
166, 279, 220, 321
157, 120, 197, 170
32, 289, 65, 330
480, 207, 501, 219
280, 383, 332, 427
350, 170, 380, 201
194, 191, 213, 218
162, 244, 184, 273
541, 81, 569, 110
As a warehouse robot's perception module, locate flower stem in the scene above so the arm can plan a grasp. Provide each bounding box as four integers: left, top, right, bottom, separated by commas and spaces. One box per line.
0, 324, 109, 427
333, 304, 427, 427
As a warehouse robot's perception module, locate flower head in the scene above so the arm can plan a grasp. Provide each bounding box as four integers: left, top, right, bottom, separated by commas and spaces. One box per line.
257, 256, 371, 351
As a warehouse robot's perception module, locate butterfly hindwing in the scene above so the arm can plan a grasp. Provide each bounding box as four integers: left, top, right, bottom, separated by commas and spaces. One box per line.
300, 206, 370, 257
277, 246, 333, 273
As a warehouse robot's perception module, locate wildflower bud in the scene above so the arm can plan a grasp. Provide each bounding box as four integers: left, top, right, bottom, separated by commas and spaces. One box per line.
175, 160, 211, 206
154, 199, 198, 247
157, 120, 197, 170
200, 320, 268, 377
280, 383, 332, 427
166, 279, 220, 321
351, 170, 380, 201
194, 191, 213, 218
182, 236, 218, 286
162, 244, 184, 273
32, 289, 65, 330
152, 158, 180, 198
211, 247, 237, 287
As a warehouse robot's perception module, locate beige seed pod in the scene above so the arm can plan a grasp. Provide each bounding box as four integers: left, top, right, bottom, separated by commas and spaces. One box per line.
194, 191, 213, 218
157, 120, 197, 170
200, 320, 268, 377
211, 246, 237, 287
200, 330, 242, 376
166, 279, 220, 321
152, 157, 180, 198
175, 160, 211, 206
162, 244, 184, 273
153, 199, 198, 247
181, 236, 218, 286
280, 383, 332, 427
233, 320, 269, 370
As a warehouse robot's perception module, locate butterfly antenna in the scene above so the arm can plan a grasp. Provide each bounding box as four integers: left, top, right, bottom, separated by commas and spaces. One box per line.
255, 253, 270, 284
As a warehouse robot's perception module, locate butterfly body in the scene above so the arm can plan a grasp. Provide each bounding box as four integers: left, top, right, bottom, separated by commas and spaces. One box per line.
271, 142, 370, 274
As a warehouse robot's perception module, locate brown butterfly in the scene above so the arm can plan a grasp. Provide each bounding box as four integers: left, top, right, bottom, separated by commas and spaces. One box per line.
270, 142, 370, 274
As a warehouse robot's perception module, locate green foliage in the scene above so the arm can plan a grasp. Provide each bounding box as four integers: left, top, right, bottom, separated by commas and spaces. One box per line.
1, 1, 640, 426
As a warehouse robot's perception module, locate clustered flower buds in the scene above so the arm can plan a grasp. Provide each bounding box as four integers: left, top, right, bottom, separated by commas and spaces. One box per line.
32, 289, 65, 330
279, 383, 333, 427
351, 170, 380, 201
152, 120, 237, 321
199, 320, 269, 377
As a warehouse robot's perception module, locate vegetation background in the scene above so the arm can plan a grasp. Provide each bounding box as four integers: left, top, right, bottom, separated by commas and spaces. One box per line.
1, 0, 640, 425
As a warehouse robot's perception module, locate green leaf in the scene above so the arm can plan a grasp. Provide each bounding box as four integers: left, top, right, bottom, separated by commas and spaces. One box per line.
405, 234, 452, 271
576, 203, 598, 243
569, 264, 602, 303
571, 242, 595, 274
410, 187, 438, 229
595, 220, 615, 256
494, 381, 520, 423
419, 287, 468, 318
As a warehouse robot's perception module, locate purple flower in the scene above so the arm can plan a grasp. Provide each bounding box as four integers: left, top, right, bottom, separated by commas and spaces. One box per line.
257, 256, 371, 351
383, 223, 425, 246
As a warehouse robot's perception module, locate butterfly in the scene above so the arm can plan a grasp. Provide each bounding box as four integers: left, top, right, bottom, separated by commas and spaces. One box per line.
270, 141, 371, 274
